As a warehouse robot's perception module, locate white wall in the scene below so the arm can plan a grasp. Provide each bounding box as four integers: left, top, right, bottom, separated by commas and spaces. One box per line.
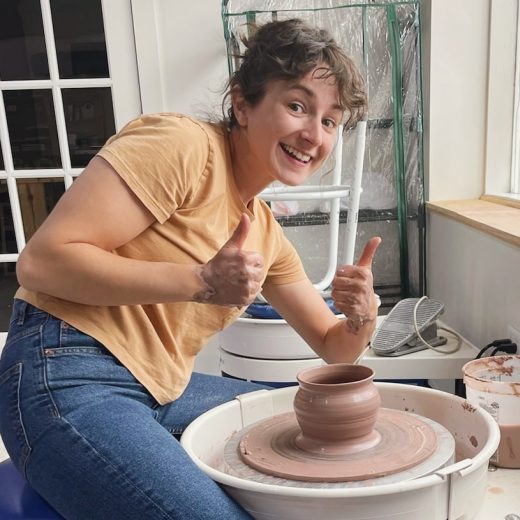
424, 0, 520, 349
132, 0, 230, 117
427, 212, 520, 348
423, 0, 490, 201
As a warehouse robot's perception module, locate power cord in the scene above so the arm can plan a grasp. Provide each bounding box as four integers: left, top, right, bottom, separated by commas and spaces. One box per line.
475, 339, 517, 359
413, 296, 463, 355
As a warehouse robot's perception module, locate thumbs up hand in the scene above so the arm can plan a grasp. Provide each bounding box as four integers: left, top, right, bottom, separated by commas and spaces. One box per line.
194, 214, 264, 306
331, 237, 381, 333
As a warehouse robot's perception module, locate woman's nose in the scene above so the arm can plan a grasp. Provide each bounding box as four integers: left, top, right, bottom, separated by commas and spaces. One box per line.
301, 118, 323, 146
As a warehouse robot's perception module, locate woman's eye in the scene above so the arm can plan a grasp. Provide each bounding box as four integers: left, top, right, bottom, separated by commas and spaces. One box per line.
323, 118, 337, 129
288, 102, 304, 113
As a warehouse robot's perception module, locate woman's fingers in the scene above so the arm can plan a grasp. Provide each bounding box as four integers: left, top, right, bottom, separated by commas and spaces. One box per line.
195, 215, 264, 306
332, 237, 381, 327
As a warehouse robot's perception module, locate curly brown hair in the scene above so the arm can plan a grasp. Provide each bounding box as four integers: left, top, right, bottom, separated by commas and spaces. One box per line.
223, 18, 367, 131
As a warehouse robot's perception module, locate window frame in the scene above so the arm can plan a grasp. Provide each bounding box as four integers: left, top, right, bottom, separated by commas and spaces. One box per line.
0, 0, 141, 264
485, 0, 520, 199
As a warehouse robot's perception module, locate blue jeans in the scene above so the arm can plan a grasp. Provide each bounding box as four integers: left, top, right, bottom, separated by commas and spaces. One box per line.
0, 299, 267, 519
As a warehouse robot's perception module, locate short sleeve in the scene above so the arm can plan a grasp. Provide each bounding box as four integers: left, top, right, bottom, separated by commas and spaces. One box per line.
264, 234, 307, 286
97, 113, 210, 224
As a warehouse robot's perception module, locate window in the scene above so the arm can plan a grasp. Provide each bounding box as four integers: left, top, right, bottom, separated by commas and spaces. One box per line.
0, 0, 140, 332
485, 0, 520, 201
510, 1, 520, 196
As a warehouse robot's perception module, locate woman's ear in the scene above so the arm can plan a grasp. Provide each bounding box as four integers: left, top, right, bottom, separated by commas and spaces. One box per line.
231, 86, 248, 127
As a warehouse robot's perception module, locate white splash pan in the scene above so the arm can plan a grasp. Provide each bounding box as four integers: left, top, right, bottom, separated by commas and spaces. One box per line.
219, 348, 324, 384
219, 317, 319, 359
181, 382, 500, 520
219, 315, 384, 360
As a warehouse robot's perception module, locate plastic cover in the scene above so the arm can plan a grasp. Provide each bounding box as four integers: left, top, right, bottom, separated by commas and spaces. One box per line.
222, 0, 425, 304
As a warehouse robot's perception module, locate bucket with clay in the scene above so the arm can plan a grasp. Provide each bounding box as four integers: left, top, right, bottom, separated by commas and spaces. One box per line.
463, 355, 520, 468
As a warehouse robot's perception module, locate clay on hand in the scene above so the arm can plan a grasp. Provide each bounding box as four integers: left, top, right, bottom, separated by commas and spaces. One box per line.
331, 237, 381, 333
194, 214, 264, 307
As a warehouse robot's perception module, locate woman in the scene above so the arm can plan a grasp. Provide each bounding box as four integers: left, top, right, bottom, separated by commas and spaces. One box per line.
0, 18, 380, 519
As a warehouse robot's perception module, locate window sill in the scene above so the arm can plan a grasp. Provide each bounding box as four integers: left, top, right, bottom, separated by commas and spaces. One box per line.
426, 198, 520, 248
481, 193, 520, 209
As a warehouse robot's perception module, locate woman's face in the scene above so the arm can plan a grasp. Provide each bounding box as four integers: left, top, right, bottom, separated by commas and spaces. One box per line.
235, 65, 344, 187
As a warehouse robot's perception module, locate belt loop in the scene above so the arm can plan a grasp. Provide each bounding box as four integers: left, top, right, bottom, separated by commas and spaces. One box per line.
16, 300, 28, 325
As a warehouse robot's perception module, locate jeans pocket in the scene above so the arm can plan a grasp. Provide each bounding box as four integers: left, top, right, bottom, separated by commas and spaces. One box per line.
44, 344, 131, 418
0, 363, 32, 477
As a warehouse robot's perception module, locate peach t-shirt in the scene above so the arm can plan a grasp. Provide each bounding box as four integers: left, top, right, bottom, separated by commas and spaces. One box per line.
16, 113, 306, 404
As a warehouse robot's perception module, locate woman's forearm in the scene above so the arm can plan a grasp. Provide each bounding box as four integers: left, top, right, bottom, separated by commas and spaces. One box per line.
320, 315, 377, 364
17, 241, 204, 306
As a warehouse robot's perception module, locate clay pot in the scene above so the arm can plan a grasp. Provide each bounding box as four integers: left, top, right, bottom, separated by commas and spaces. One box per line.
294, 363, 381, 455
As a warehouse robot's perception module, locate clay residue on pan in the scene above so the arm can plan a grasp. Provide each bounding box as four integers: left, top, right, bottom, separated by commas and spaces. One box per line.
481, 355, 516, 376
238, 409, 438, 482
490, 356, 514, 365
495, 366, 514, 377
462, 401, 477, 413
469, 435, 478, 447
487, 486, 504, 494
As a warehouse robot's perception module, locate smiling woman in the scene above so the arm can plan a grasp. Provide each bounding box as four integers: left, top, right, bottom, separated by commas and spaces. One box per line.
0, 17, 380, 520
228, 66, 348, 193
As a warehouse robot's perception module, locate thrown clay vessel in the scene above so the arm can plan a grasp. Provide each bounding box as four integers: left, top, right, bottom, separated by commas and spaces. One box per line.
236, 363, 438, 482
294, 363, 381, 455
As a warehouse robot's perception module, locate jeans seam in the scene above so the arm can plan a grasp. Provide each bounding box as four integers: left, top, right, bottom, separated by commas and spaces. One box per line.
44, 347, 108, 355
4, 325, 43, 349
0, 363, 21, 385
167, 427, 184, 436
16, 363, 33, 479
39, 317, 61, 420
16, 300, 27, 325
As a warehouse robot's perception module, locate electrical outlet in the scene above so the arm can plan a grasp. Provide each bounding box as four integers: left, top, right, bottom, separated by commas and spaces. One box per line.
507, 325, 520, 349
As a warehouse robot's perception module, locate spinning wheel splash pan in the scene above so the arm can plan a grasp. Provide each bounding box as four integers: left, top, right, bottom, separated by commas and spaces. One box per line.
229, 409, 451, 483
181, 384, 500, 520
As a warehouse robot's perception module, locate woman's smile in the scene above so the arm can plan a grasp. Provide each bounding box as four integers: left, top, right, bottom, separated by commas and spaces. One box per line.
280, 143, 313, 164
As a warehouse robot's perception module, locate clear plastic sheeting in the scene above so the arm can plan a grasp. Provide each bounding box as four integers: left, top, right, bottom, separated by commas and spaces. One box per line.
222, 0, 425, 306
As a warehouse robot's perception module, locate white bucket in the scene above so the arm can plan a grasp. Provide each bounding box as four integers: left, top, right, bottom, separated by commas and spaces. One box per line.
463, 355, 520, 468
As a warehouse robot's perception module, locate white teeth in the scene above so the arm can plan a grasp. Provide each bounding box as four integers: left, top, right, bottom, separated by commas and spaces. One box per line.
282, 144, 311, 163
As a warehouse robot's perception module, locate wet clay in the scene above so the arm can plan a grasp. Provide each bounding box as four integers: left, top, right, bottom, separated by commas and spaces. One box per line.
495, 423, 520, 468
238, 408, 438, 482
293, 363, 380, 454
237, 364, 438, 482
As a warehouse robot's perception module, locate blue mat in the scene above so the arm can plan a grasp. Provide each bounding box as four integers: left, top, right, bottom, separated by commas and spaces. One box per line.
247, 298, 340, 319
0, 460, 62, 519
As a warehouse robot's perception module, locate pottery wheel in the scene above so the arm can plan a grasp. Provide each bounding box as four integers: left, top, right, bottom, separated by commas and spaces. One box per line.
234, 408, 438, 482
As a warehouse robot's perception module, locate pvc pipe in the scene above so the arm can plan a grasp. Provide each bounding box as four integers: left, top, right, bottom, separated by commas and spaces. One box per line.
342, 119, 367, 265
